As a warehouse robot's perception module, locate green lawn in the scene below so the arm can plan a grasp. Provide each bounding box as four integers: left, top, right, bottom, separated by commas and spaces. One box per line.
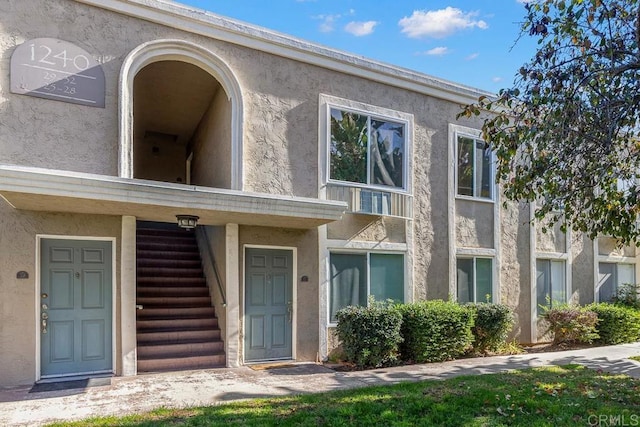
49, 365, 640, 427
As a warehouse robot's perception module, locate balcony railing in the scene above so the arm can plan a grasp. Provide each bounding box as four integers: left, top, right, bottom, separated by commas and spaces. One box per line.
326, 183, 413, 218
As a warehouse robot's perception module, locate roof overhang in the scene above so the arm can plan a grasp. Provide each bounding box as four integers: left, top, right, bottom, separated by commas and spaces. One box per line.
0, 165, 346, 229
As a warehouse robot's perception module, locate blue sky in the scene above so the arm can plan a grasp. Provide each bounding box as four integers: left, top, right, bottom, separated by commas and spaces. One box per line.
179, 0, 537, 93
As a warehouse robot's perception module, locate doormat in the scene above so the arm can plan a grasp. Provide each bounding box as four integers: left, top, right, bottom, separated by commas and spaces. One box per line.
249, 363, 299, 371
29, 377, 112, 393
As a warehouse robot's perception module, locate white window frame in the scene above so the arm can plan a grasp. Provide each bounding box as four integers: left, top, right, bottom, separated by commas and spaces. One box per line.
455, 255, 495, 303
594, 238, 638, 303
327, 249, 406, 326
454, 131, 495, 203
320, 94, 413, 196
596, 260, 636, 303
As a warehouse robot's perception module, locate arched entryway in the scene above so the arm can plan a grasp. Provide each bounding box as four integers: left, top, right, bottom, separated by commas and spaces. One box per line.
119, 40, 244, 190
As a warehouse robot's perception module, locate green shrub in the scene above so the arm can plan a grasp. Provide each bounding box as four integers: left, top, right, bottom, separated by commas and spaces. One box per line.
467, 303, 515, 355
335, 302, 403, 369
612, 283, 640, 310
399, 300, 474, 363
542, 305, 599, 344
587, 302, 640, 345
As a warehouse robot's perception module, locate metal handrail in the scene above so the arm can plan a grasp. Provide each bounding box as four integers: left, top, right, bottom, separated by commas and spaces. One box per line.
198, 226, 227, 307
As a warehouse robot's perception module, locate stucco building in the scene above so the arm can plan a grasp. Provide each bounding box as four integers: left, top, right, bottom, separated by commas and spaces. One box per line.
0, 0, 636, 388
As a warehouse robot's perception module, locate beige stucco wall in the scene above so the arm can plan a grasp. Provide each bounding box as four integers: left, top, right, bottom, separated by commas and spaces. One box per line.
326, 214, 406, 243
197, 226, 228, 343
238, 226, 319, 362
536, 219, 567, 254
455, 200, 494, 249
597, 237, 636, 258
191, 87, 232, 189
0, 201, 121, 387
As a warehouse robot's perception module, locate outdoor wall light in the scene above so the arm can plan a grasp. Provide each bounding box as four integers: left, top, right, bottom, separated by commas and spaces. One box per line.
176, 214, 199, 230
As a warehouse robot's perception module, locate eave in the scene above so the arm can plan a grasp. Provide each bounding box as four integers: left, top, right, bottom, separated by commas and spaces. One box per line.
0, 165, 346, 229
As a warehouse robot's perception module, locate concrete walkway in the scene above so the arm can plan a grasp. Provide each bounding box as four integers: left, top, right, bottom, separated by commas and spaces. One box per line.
2, 343, 640, 426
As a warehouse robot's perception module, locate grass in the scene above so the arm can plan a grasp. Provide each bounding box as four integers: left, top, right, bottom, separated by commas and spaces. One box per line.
630, 355, 640, 362
48, 365, 640, 427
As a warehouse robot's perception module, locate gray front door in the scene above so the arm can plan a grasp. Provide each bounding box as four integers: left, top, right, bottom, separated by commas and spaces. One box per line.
244, 248, 293, 362
40, 239, 113, 378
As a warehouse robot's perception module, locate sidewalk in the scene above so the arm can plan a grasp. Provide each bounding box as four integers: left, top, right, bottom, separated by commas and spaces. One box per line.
2, 343, 640, 426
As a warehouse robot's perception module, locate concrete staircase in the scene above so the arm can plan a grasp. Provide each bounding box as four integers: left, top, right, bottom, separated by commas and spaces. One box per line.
136, 223, 225, 372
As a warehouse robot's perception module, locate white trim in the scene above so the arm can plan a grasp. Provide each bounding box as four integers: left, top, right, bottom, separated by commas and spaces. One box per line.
118, 39, 244, 190
318, 225, 329, 361
455, 195, 495, 205
75, 0, 493, 106
35, 235, 117, 382
456, 247, 497, 257
597, 255, 637, 264
242, 245, 297, 363
536, 252, 569, 260
325, 239, 408, 252
320, 98, 413, 195
454, 255, 496, 303
448, 124, 500, 301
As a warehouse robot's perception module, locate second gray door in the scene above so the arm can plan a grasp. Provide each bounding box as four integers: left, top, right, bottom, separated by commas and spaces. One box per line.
244, 248, 293, 362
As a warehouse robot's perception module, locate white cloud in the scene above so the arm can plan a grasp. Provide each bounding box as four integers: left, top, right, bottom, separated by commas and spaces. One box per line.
314, 9, 356, 33
466, 52, 479, 60
423, 46, 450, 56
492, 76, 503, 82
315, 14, 340, 32
344, 21, 379, 36
399, 7, 488, 39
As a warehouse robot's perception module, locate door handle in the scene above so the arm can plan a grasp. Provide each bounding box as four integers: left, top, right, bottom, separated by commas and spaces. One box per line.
41, 318, 48, 334
287, 301, 293, 323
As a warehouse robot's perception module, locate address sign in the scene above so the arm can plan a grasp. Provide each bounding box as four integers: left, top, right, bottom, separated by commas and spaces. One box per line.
10, 38, 105, 108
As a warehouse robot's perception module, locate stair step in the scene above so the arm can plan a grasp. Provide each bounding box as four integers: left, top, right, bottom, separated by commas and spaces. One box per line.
135, 222, 225, 371
137, 277, 207, 286
137, 267, 204, 278
137, 317, 218, 331
137, 328, 221, 344
137, 287, 210, 298
137, 227, 196, 238
137, 250, 201, 261
137, 234, 196, 245
137, 258, 202, 268
137, 296, 212, 307
137, 242, 199, 252
137, 307, 216, 320
137, 354, 226, 372
137, 341, 224, 358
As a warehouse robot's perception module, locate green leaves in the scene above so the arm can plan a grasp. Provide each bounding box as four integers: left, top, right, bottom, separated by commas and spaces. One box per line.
461, 0, 640, 245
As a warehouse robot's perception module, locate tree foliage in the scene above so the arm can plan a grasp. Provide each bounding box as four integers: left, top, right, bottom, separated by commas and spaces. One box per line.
459, 0, 640, 244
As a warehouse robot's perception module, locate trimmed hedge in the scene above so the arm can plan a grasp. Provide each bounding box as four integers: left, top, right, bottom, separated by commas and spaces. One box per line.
467, 303, 515, 354
587, 302, 640, 345
335, 303, 403, 369
399, 300, 474, 363
542, 305, 599, 344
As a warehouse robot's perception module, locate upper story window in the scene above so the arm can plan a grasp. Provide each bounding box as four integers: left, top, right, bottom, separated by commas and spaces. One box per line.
329, 108, 406, 191
456, 135, 493, 200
